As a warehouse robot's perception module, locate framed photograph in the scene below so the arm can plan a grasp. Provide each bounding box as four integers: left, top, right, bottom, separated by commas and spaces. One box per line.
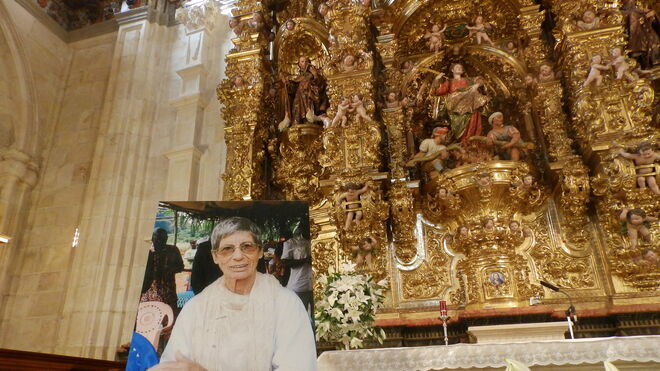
125, 201, 315, 370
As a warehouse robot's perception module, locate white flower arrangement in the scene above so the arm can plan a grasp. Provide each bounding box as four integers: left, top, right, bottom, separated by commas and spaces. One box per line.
315, 262, 388, 350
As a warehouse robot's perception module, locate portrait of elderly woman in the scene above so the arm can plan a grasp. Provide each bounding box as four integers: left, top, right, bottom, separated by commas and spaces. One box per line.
151, 216, 317, 371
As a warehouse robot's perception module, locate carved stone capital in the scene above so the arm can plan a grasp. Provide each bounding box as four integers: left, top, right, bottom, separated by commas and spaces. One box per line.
0, 148, 39, 189
176, 0, 228, 32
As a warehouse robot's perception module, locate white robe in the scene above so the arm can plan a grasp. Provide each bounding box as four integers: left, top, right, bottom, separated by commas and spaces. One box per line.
161, 273, 317, 371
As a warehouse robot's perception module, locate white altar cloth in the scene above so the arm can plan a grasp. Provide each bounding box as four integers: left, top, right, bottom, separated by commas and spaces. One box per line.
316, 336, 660, 371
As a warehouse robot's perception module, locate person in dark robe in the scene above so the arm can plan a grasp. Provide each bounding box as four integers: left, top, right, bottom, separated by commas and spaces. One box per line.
140, 228, 184, 313
190, 238, 222, 295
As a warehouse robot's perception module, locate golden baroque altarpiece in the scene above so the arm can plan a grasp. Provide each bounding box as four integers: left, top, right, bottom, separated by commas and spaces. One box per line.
217, 0, 660, 319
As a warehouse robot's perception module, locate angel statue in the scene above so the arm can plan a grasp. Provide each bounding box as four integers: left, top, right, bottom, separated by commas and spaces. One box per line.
466, 16, 495, 46
335, 183, 369, 230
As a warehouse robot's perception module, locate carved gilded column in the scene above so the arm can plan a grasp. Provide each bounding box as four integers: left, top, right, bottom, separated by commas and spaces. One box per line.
520, 4, 592, 247
313, 0, 390, 277
518, 5, 549, 69
163, 1, 224, 200
551, 0, 658, 294
377, 30, 411, 181
382, 107, 408, 180
272, 124, 323, 201
217, 1, 272, 200
319, 0, 382, 173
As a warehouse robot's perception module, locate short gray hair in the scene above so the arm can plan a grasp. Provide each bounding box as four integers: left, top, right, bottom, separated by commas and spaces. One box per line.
211, 216, 262, 251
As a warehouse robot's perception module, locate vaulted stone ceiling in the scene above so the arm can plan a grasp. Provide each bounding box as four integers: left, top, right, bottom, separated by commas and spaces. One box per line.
34, 0, 115, 30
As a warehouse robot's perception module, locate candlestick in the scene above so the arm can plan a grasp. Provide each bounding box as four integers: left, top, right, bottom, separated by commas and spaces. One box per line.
439, 300, 449, 345
439, 300, 448, 316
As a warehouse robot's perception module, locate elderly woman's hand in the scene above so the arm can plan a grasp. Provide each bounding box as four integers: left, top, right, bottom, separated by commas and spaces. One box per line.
149, 352, 207, 371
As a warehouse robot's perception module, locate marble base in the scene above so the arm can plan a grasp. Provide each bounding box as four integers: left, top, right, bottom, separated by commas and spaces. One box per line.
468, 321, 568, 344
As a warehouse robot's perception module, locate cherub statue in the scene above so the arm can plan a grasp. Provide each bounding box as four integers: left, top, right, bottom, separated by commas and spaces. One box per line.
339, 51, 370, 73
232, 75, 247, 89
583, 54, 609, 87
350, 94, 372, 123
607, 47, 637, 82
331, 96, 351, 127
524, 74, 538, 90
400, 60, 414, 74
466, 16, 495, 46
508, 220, 532, 239
384, 92, 409, 109
576, 10, 600, 31
229, 17, 244, 35
284, 19, 296, 32
521, 174, 535, 191
248, 12, 265, 32
482, 217, 497, 233
636, 248, 658, 267
476, 172, 492, 188
457, 225, 471, 238
452, 225, 472, 249
336, 183, 369, 230
437, 187, 460, 203
538, 63, 556, 82
342, 54, 357, 72
508, 220, 522, 236
424, 23, 447, 53
351, 236, 376, 269
618, 141, 660, 195
318, 3, 329, 20
619, 208, 657, 248
503, 41, 518, 55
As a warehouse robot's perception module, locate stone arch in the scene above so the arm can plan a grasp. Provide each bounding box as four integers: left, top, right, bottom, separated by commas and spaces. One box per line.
0, 0, 42, 345
0, 2, 39, 158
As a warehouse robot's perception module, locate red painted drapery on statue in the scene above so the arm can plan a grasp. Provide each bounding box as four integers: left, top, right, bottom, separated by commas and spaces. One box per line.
434, 77, 489, 143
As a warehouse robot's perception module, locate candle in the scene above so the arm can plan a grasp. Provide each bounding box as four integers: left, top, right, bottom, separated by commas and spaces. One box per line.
439, 300, 448, 316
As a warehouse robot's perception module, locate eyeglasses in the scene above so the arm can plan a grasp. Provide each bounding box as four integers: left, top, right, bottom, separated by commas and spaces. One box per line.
213, 242, 260, 258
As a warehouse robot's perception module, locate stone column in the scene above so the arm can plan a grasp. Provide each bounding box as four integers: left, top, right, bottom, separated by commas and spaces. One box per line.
162, 1, 223, 200
0, 150, 38, 243
55, 7, 173, 358
0, 149, 38, 317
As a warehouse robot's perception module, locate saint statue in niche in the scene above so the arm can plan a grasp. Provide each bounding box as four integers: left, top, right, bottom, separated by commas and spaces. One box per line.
430, 63, 489, 144
620, 0, 660, 69
278, 57, 328, 131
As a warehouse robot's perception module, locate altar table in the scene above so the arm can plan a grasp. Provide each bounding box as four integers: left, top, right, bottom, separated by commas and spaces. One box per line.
316, 336, 660, 371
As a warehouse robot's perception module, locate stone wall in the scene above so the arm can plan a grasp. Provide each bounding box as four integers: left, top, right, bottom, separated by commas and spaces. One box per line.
0, 1, 232, 359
